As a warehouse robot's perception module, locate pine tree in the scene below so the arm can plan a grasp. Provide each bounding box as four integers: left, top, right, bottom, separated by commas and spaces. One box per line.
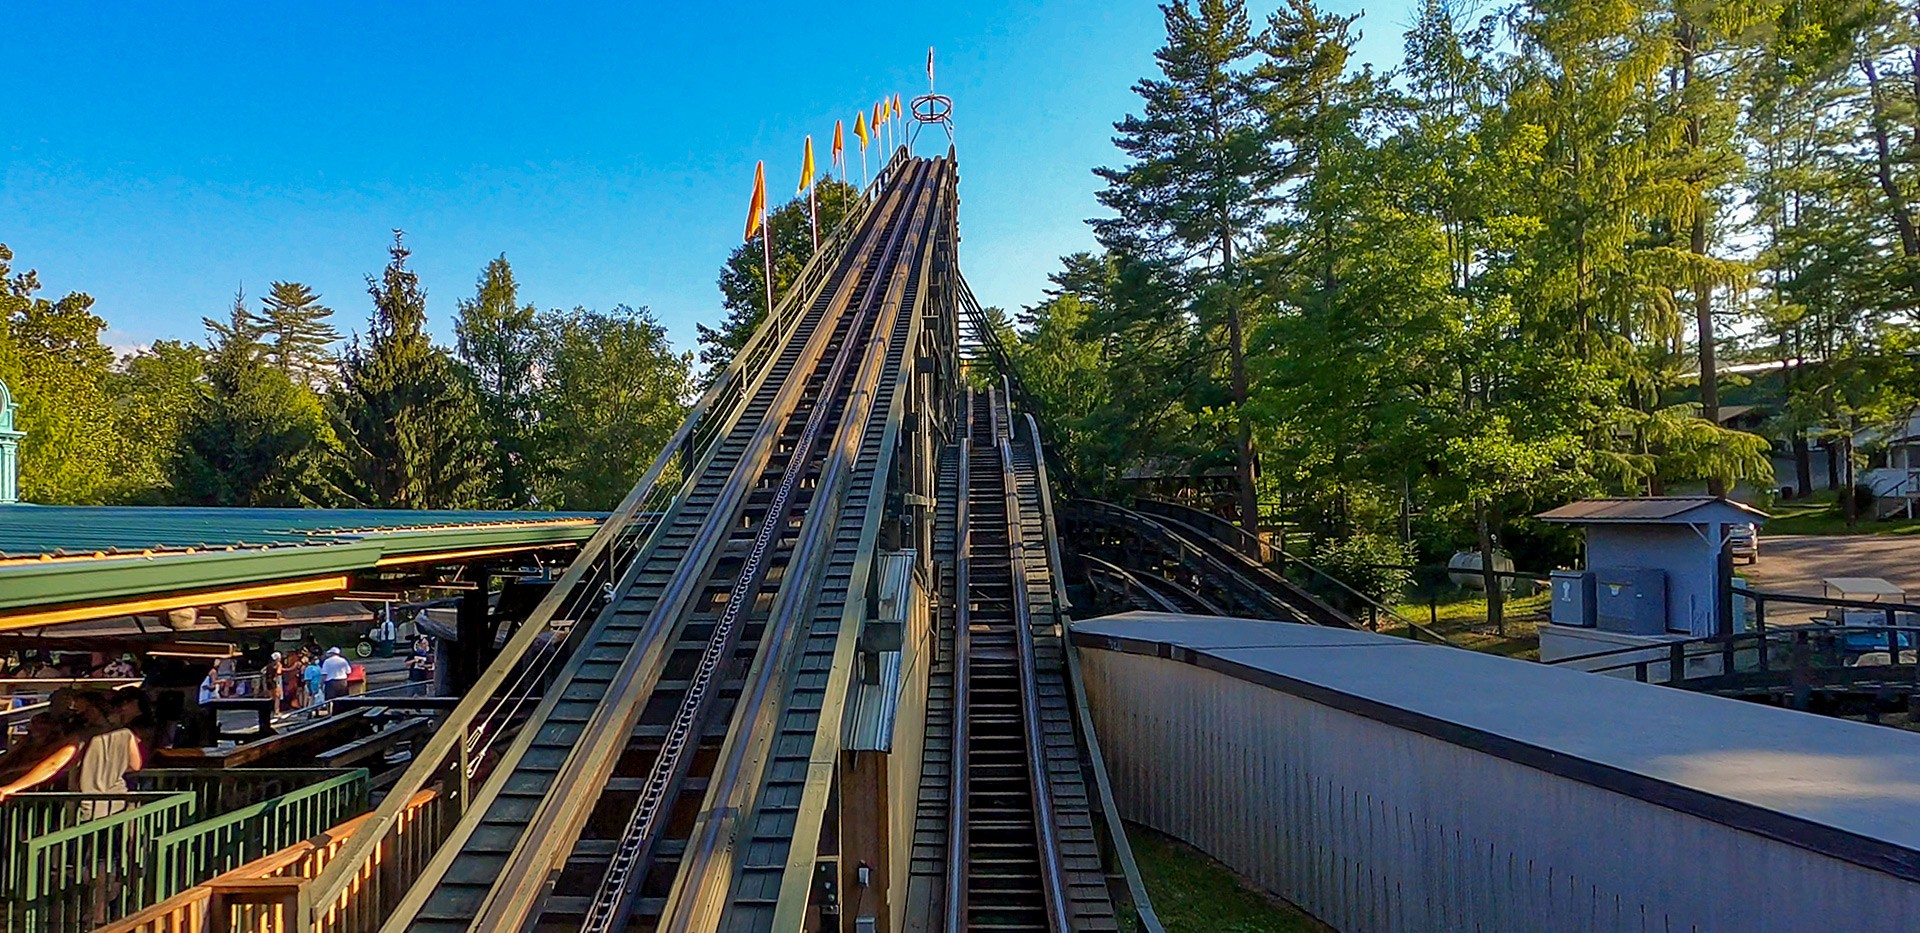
455, 255, 539, 506
172, 304, 342, 507
1093, 0, 1356, 534
336, 232, 488, 509
259, 281, 340, 386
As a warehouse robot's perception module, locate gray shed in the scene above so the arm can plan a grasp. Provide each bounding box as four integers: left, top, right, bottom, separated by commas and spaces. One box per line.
1536, 496, 1768, 661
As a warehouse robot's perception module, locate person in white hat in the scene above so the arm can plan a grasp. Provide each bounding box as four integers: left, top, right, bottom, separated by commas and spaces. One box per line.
320, 647, 352, 702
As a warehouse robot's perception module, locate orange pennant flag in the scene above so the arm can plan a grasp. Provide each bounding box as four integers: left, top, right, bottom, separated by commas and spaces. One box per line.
873, 101, 884, 128
853, 111, 869, 149
832, 120, 844, 162
744, 161, 766, 242
798, 136, 815, 194
894, 93, 904, 121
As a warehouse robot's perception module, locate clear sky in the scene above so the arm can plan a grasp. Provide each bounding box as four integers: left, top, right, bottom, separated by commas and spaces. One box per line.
2, 1, 1411, 360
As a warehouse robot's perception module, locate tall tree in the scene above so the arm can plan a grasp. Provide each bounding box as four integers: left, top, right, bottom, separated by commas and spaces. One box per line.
704, 179, 860, 377
0, 244, 122, 503
532, 305, 691, 509
336, 232, 488, 509
259, 281, 340, 386
173, 298, 342, 506
455, 255, 540, 506
1094, 0, 1356, 534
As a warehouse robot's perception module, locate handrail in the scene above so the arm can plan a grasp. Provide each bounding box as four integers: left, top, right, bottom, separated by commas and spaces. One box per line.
942, 422, 973, 933
306, 142, 907, 925
1000, 429, 1074, 933
1024, 415, 1164, 932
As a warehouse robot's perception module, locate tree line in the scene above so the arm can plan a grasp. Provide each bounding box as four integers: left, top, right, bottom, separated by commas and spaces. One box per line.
0, 234, 692, 511
998, 0, 1919, 615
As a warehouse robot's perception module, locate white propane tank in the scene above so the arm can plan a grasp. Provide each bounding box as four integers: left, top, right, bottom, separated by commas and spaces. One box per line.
1447, 550, 1514, 591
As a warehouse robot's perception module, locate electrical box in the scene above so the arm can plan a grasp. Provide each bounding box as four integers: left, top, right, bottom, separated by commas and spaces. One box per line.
1594, 567, 1668, 635
1550, 570, 1596, 628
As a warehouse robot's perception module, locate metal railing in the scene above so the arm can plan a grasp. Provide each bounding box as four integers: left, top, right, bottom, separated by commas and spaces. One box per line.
130, 768, 360, 818
147, 769, 370, 906
299, 146, 919, 930
1, 790, 197, 932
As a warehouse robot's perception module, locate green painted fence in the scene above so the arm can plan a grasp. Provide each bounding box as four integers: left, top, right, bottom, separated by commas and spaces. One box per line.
0, 791, 197, 933
130, 767, 360, 818
146, 769, 370, 905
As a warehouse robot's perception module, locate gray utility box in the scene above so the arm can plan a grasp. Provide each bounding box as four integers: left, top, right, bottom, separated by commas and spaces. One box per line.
1551, 570, 1596, 627
1594, 567, 1668, 635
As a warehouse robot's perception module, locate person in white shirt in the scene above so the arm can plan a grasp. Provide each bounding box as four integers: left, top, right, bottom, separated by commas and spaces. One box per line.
320, 647, 352, 702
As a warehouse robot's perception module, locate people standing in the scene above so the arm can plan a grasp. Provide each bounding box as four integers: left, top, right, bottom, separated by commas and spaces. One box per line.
302, 654, 325, 710
320, 647, 351, 703
263, 652, 284, 713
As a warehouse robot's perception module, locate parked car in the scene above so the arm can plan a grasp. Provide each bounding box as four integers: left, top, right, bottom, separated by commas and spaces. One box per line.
1728, 522, 1759, 564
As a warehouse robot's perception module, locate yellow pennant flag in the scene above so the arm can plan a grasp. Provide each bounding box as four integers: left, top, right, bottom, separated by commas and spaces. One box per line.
853, 111, 869, 149
798, 136, 815, 194
744, 161, 766, 242
894, 93, 904, 120
832, 120, 844, 162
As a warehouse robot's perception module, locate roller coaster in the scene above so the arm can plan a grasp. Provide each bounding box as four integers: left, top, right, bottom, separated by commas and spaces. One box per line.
283, 145, 1354, 933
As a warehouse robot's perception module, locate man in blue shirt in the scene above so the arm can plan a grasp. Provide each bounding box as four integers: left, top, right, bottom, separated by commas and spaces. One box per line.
302, 656, 325, 709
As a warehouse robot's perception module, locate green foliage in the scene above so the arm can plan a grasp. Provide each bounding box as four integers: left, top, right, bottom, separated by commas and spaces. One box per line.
172, 297, 343, 506
456, 255, 540, 506
258, 281, 340, 387
111, 340, 204, 503
703, 179, 859, 377
336, 232, 489, 509
1313, 532, 1413, 605
0, 243, 122, 504
531, 305, 691, 509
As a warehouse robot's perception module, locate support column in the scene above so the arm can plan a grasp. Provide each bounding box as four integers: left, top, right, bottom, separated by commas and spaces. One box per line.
453, 569, 493, 693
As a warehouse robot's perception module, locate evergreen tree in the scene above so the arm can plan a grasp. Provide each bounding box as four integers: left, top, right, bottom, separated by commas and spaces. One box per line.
1093, 0, 1356, 534
172, 301, 342, 506
336, 232, 488, 508
259, 281, 340, 386
455, 255, 539, 506
704, 179, 860, 377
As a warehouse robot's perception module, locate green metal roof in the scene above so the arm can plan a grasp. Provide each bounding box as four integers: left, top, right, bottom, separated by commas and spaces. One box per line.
0, 506, 605, 618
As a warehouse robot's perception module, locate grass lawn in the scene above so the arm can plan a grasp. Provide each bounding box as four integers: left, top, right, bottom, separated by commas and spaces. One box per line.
1761, 495, 1920, 536
1128, 824, 1328, 932
1391, 592, 1548, 660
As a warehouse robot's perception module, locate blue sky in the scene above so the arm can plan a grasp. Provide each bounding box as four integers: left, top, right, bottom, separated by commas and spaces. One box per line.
2, 1, 1411, 360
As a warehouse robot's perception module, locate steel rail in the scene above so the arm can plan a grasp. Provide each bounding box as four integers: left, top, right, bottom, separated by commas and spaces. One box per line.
941, 392, 975, 933
582, 158, 938, 933
1024, 413, 1166, 933
666, 158, 948, 932
447, 161, 931, 933
999, 426, 1074, 933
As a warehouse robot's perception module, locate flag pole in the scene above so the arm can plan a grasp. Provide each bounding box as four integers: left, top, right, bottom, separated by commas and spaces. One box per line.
808, 182, 818, 253
762, 210, 774, 320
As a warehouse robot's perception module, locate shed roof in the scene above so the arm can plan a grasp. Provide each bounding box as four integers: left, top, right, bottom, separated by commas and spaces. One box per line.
1072, 611, 1920, 878
0, 506, 600, 561
1535, 496, 1768, 524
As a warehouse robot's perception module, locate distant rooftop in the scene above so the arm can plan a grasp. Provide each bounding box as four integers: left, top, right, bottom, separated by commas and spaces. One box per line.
0, 506, 600, 562
0, 506, 604, 631
1536, 496, 1769, 524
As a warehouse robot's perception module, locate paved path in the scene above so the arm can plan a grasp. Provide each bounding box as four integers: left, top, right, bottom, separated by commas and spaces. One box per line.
1742, 534, 1920, 598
